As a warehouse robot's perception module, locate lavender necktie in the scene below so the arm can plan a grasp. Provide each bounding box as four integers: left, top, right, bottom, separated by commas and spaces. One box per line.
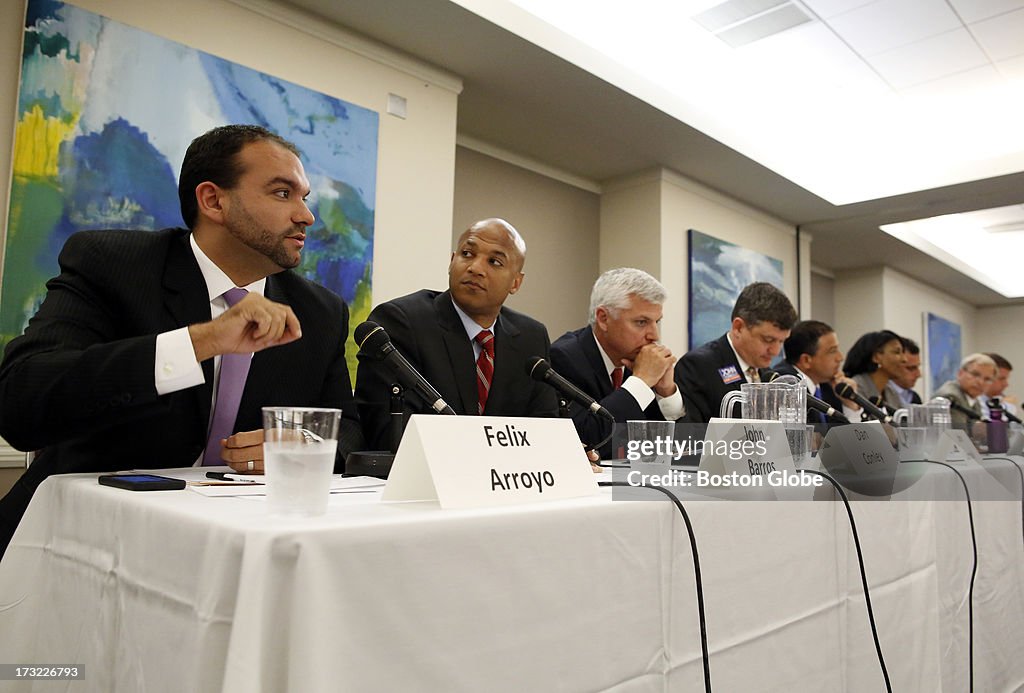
202, 287, 251, 466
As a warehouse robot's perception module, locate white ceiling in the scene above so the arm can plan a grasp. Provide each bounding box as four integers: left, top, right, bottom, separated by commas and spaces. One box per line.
283, 0, 1024, 308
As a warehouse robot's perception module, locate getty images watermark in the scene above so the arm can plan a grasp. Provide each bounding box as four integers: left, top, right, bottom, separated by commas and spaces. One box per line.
618, 427, 824, 492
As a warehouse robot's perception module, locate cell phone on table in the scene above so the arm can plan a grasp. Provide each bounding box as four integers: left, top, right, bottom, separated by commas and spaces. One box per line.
98, 474, 187, 491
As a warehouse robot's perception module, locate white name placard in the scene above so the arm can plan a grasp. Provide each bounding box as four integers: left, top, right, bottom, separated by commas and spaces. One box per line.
699, 418, 797, 478
931, 429, 983, 464
381, 415, 599, 508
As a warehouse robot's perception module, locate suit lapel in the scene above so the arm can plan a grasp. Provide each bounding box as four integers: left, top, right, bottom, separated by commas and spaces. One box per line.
581, 329, 613, 397
162, 232, 215, 424
488, 310, 523, 413
436, 292, 478, 415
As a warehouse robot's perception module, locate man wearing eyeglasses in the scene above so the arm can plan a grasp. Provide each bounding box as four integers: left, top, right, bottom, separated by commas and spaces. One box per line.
934, 353, 998, 427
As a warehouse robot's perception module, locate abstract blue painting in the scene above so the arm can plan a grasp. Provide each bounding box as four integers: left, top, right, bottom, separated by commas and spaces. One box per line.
688, 229, 785, 349
5, 0, 379, 376
925, 312, 961, 397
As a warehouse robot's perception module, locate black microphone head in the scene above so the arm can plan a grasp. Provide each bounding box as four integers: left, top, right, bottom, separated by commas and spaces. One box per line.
354, 321, 390, 356
526, 356, 549, 380
834, 381, 855, 400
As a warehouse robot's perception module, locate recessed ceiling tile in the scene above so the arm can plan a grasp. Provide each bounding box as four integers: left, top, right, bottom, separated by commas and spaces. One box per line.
971, 7, 1024, 61
827, 0, 962, 56
898, 63, 1003, 96
949, 0, 1024, 24
801, 0, 876, 19
869, 28, 988, 89
995, 52, 1024, 77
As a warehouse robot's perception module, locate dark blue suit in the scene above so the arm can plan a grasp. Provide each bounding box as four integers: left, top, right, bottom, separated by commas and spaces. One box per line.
550, 326, 665, 458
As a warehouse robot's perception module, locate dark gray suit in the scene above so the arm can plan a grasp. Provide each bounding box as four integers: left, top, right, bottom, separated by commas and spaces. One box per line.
0, 228, 364, 555
355, 289, 559, 450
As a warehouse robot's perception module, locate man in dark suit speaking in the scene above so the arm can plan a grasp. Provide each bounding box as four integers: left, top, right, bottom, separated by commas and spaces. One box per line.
674, 282, 797, 422
0, 124, 365, 557
550, 268, 683, 458
355, 218, 558, 450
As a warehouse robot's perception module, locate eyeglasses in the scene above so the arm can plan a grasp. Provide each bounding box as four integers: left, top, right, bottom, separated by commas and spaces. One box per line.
965, 370, 995, 384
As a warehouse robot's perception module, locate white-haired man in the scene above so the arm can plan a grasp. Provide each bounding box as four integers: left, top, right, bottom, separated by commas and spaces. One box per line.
550, 268, 684, 458
934, 353, 998, 428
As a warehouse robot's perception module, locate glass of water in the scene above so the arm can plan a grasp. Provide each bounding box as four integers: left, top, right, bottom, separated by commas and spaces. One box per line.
262, 407, 341, 516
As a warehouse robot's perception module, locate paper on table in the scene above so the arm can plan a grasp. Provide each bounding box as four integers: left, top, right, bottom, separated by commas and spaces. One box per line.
188, 475, 385, 497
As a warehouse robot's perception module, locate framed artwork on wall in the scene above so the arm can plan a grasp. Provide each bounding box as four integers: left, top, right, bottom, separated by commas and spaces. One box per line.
4, 0, 379, 378
687, 229, 784, 349
923, 312, 961, 398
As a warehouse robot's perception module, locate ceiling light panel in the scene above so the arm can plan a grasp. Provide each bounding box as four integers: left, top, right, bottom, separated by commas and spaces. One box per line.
716, 2, 814, 46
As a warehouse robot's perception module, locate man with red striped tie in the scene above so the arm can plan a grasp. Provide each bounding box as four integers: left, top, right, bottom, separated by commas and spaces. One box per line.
550, 268, 683, 459
355, 218, 558, 450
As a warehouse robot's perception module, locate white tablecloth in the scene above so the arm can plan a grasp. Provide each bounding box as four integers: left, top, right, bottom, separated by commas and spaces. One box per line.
1, 458, 1022, 692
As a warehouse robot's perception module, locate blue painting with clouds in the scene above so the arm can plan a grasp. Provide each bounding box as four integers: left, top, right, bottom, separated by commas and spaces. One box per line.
926, 313, 961, 396
688, 229, 785, 349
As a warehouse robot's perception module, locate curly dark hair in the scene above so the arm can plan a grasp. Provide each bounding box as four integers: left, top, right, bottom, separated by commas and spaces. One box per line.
843, 330, 902, 377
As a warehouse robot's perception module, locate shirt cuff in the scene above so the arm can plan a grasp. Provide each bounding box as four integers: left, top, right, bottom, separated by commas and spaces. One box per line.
656, 387, 686, 421
155, 327, 205, 395
621, 375, 655, 411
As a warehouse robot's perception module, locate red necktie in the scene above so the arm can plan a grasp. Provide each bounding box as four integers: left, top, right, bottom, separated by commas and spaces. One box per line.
475, 330, 494, 415
611, 367, 623, 390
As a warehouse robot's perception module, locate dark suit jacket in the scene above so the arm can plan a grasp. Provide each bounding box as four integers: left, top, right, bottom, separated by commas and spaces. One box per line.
354, 289, 559, 449
674, 334, 772, 423
0, 228, 364, 554
773, 362, 845, 424
550, 326, 664, 458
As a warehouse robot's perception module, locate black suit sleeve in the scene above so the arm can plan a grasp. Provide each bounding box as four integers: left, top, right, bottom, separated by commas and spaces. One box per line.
674, 354, 714, 424
0, 233, 168, 451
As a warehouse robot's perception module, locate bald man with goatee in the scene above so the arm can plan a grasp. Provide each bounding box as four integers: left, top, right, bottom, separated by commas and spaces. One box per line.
355, 218, 558, 449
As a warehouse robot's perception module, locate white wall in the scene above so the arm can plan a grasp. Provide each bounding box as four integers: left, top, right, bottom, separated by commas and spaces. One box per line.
452, 144, 600, 339
882, 267, 975, 352
0, 0, 462, 304
810, 269, 836, 326
833, 267, 886, 352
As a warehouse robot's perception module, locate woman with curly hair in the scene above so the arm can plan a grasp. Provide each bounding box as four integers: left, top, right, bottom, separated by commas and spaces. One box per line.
843, 330, 906, 415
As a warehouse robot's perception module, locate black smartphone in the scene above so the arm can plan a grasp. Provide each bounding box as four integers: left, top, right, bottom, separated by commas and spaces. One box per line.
98, 474, 187, 491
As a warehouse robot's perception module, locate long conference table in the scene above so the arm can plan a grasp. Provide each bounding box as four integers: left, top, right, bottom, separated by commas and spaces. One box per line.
1, 457, 1023, 692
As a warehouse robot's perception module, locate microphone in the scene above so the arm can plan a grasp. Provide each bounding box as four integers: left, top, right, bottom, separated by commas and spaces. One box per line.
834, 382, 892, 424
355, 321, 456, 416
764, 370, 850, 424
947, 399, 982, 421
526, 357, 613, 421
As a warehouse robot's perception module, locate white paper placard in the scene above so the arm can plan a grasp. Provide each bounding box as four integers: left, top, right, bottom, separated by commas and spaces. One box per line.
698, 418, 797, 478
819, 421, 900, 497
931, 429, 983, 464
381, 415, 599, 508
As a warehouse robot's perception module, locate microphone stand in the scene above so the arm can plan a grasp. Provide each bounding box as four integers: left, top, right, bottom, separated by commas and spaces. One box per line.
389, 383, 405, 454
